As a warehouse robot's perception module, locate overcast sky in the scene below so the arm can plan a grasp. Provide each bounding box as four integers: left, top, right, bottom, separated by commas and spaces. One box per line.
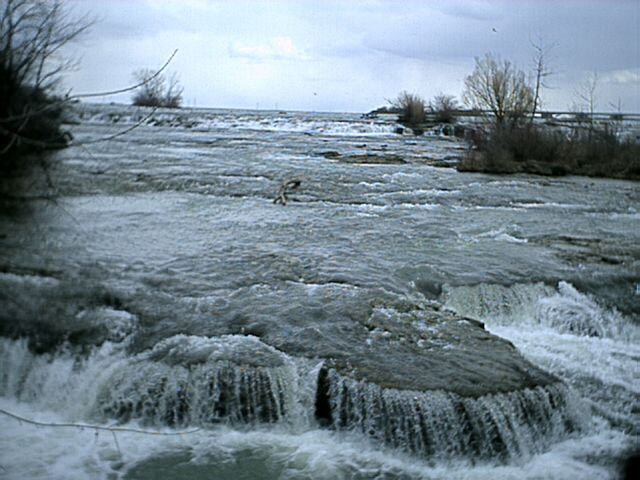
64, 0, 639, 113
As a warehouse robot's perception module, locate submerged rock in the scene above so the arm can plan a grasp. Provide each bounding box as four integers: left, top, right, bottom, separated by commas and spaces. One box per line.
289, 303, 558, 397
1, 263, 574, 459
322, 151, 406, 164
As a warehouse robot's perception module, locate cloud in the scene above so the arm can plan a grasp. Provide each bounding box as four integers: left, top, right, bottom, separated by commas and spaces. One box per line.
228, 37, 306, 61
435, 0, 503, 21
63, 0, 640, 112
600, 68, 640, 85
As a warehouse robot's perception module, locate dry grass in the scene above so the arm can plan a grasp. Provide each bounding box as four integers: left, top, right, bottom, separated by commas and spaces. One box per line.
459, 124, 640, 180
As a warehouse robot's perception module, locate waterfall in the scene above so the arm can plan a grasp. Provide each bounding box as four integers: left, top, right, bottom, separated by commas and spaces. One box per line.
0, 335, 304, 427
99, 360, 295, 426
441, 281, 639, 341
1, 333, 589, 462
316, 367, 586, 461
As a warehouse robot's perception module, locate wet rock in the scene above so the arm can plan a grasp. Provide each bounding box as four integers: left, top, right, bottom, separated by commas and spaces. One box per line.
0, 272, 131, 352
321, 151, 341, 159
305, 300, 581, 459
99, 335, 293, 426
458, 152, 571, 177
312, 305, 557, 396
332, 153, 406, 165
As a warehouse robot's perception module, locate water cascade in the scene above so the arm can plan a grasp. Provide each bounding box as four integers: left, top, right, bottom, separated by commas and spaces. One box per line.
0, 332, 587, 462
1, 104, 637, 478
316, 367, 585, 460
441, 281, 639, 341
98, 335, 298, 426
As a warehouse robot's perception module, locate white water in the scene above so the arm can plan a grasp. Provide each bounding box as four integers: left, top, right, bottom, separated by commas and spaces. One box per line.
1, 105, 638, 479
1, 287, 637, 480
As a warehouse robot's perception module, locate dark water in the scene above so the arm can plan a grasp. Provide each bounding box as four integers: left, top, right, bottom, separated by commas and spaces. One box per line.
0, 104, 638, 479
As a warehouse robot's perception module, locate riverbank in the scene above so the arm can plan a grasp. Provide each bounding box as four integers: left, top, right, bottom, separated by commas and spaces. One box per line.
456, 124, 640, 181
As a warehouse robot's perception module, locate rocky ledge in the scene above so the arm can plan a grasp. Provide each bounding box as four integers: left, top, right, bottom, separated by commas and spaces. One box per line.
322, 151, 406, 164
1, 272, 580, 459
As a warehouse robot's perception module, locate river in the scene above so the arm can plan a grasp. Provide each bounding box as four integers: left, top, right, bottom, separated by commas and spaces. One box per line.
0, 104, 638, 479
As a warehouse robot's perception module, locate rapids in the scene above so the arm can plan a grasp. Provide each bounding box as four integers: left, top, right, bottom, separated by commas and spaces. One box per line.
0, 104, 638, 479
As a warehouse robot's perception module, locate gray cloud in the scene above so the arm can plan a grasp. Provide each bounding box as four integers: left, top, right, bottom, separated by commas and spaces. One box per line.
63, 0, 640, 112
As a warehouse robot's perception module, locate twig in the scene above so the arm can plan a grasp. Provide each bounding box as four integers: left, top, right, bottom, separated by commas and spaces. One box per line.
0, 408, 200, 436
1, 49, 177, 155
72, 49, 178, 99
111, 430, 122, 457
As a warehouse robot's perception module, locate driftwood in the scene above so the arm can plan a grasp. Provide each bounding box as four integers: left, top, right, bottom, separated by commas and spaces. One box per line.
273, 178, 302, 205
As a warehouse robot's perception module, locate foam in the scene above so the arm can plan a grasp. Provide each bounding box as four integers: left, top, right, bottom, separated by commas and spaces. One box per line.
0, 396, 631, 480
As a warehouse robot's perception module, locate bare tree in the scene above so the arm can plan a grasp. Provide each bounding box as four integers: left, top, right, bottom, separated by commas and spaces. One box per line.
463, 54, 534, 127
0, 0, 92, 156
390, 91, 426, 128
430, 93, 459, 124
575, 70, 598, 128
132, 69, 184, 108
529, 39, 555, 122
131, 68, 166, 107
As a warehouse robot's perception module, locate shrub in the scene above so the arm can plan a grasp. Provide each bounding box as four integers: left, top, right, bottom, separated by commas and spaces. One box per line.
0, 0, 89, 164
390, 91, 426, 129
132, 70, 184, 108
460, 123, 640, 180
430, 94, 459, 124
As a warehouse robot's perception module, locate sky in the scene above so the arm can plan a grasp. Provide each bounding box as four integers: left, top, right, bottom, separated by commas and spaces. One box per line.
63, 0, 640, 113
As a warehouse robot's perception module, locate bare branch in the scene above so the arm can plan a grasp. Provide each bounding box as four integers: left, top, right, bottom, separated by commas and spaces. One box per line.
73, 49, 178, 99
529, 37, 556, 122
0, 407, 200, 436
463, 53, 534, 127
1, 1, 180, 156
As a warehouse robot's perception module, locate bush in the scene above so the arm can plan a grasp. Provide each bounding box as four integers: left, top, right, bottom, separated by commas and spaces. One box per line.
132, 70, 183, 108
390, 91, 426, 129
0, 81, 68, 164
459, 123, 640, 180
430, 94, 459, 124
0, 0, 89, 164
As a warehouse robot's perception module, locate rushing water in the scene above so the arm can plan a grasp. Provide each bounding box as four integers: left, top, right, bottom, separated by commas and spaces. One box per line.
0, 105, 638, 479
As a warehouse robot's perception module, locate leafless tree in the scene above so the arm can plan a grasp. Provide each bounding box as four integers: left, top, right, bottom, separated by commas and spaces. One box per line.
463, 54, 535, 127
132, 69, 184, 108
132, 68, 166, 107
430, 93, 459, 123
575, 70, 598, 128
164, 72, 184, 108
529, 39, 556, 122
0, 0, 92, 156
390, 91, 426, 128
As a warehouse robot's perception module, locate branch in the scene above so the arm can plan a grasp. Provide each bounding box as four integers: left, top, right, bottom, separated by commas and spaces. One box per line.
0, 49, 177, 124
1, 45, 179, 154
72, 49, 178, 99
75, 107, 159, 146
0, 407, 200, 436
0, 106, 159, 149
